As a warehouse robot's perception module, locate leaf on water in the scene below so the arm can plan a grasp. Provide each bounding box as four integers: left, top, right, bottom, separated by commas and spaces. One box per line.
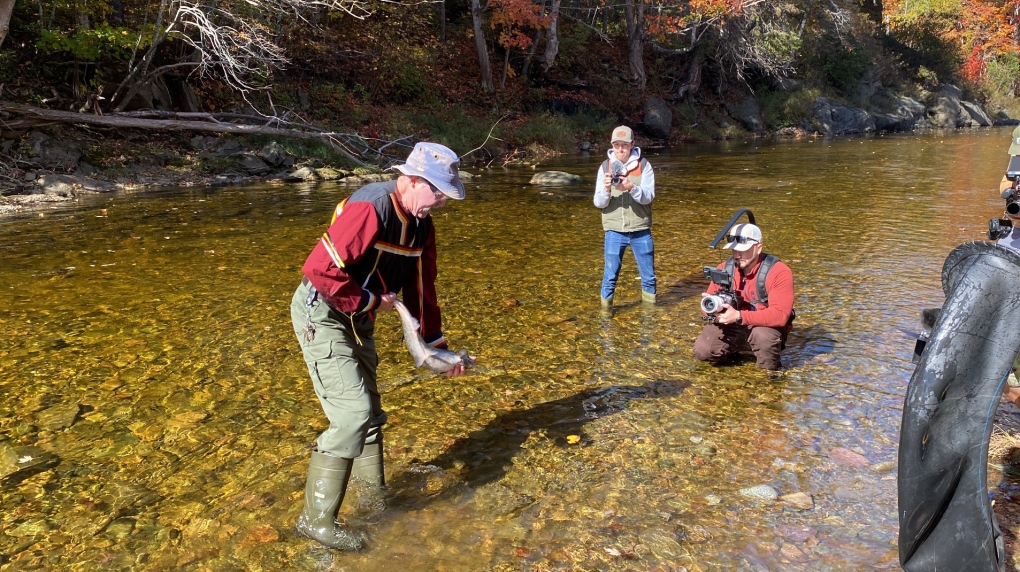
566, 435, 580, 445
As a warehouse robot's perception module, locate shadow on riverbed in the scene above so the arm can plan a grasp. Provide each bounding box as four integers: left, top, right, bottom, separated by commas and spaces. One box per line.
382, 379, 689, 511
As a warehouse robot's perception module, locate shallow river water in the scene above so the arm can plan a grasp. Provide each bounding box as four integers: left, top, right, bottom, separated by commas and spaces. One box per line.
0, 128, 1016, 571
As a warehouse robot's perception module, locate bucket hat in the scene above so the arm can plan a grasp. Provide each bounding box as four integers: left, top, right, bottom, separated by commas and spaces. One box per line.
392, 142, 466, 200
1009, 125, 1020, 155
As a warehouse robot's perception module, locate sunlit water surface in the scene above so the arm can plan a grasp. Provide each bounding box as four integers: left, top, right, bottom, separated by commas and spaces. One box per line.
0, 129, 1013, 571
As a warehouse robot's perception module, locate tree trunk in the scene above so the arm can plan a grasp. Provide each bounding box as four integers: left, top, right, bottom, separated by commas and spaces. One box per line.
438, 0, 446, 42
624, 0, 646, 91
542, 0, 561, 72
521, 0, 548, 77
0, 0, 16, 50
471, 0, 494, 93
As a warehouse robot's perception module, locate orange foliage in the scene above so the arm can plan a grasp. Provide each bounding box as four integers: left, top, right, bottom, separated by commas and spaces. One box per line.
645, 0, 748, 40
489, 0, 548, 50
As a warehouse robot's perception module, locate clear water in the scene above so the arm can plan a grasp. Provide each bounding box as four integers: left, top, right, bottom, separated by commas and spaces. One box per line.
0, 128, 1013, 571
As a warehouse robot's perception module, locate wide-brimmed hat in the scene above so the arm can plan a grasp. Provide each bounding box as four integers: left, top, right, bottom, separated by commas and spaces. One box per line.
611, 126, 633, 144
392, 142, 466, 200
1010, 125, 1020, 155
722, 223, 762, 252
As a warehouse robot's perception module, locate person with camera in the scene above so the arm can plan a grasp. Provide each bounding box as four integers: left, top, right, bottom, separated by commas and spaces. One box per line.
993, 126, 1020, 405
593, 125, 656, 313
289, 142, 470, 551
692, 223, 794, 373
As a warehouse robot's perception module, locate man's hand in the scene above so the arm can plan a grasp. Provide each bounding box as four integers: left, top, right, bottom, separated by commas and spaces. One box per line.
377, 292, 397, 312
714, 304, 742, 325
602, 172, 613, 194
444, 354, 475, 377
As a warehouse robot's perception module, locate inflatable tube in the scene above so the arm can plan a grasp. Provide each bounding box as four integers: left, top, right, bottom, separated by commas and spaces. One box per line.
898, 241, 1020, 572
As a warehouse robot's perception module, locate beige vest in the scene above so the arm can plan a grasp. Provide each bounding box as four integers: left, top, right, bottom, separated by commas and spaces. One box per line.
601, 158, 651, 232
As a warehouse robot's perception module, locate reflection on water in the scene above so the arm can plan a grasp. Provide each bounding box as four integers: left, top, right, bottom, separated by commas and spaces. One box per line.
0, 129, 1013, 570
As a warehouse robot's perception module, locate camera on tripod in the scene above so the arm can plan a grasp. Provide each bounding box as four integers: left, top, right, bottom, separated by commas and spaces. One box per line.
988, 156, 1020, 240
701, 266, 739, 317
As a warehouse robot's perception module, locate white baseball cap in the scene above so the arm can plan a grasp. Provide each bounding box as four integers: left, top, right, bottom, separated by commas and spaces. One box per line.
722, 223, 762, 252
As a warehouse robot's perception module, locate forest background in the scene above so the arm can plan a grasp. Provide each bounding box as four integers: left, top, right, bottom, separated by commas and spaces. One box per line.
0, 0, 1019, 178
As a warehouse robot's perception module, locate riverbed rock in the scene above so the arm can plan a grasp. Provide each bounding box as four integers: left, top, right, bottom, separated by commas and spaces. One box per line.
928, 85, 983, 128
0, 444, 59, 485
34, 402, 82, 431
740, 484, 779, 501
828, 446, 870, 467
643, 97, 673, 139
781, 492, 814, 510
529, 171, 580, 185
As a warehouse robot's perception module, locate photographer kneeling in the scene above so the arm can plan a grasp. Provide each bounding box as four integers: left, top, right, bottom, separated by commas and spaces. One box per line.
693, 223, 795, 372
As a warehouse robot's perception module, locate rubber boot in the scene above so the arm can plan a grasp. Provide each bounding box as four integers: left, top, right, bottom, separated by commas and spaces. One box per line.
351, 441, 385, 487
641, 291, 656, 305
295, 451, 363, 551
600, 296, 613, 316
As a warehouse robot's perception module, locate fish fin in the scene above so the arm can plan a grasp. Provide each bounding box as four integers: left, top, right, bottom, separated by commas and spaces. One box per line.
414, 354, 426, 367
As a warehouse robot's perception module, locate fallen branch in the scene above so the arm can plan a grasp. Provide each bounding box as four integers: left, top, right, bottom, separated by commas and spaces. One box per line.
0, 102, 414, 169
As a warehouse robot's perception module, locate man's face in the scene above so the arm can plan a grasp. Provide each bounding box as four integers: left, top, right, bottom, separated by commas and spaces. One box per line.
411, 177, 448, 218
612, 141, 633, 162
732, 242, 763, 270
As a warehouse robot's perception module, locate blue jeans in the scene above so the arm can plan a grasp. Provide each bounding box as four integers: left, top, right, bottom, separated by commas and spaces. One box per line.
601, 229, 656, 300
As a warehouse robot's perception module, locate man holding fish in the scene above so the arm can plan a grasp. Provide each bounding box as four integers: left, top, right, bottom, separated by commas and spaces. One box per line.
290, 142, 472, 551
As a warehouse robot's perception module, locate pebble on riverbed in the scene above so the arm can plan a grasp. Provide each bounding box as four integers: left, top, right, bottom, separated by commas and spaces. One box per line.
739, 484, 779, 502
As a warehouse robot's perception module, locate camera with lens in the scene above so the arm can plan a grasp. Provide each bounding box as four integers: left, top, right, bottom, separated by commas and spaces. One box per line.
611, 172, 623, 186
700, 266, 740, 318
988, 156, 1020, 240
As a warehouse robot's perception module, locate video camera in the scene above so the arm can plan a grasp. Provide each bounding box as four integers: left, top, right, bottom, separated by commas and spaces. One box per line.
700, 266, 739, 317
609, 161, 625, 186
988, 156, 1020, 240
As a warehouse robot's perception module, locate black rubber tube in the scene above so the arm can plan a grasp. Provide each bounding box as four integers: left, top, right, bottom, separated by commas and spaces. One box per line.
898, 241, 1020, 572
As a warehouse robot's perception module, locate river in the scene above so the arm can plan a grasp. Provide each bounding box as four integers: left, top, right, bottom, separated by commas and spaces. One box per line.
0, 128, 1015, 571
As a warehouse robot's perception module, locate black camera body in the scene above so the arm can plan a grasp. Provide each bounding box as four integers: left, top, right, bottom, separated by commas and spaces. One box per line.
701, 266, 740, 317
988, 156, 1020, 239
611, 173, 624, 186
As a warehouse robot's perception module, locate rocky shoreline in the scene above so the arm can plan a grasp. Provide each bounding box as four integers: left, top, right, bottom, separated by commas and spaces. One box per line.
3, 83, 1017, 218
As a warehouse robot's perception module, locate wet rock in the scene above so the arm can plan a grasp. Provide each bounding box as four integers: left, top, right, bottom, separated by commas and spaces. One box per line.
343, 173, 392, 185
828, 446, 870, 468
286, 166, 318, 182
529, 171, 580, 185
780, 492, 814, 510
870, 460, 896, 473
0, 444, 60, 485
33, 174, 76, 197
315, 167, 343, 180
739, 484, 779, 501
34, 402, 82, 431
458, 170, 475, 179
9, 517, 50, 537
101, 480, 163, 517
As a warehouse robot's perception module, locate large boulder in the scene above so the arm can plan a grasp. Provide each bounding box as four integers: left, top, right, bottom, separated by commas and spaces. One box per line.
725, 98, 765, 133
642, 97, 672, 139
927, 85, 989, 128
27, 131, 83, 170
873, 95, 927, 132
810, 99, 875, 135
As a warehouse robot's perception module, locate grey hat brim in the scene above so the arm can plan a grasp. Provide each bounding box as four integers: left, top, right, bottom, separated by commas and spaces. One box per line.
393, 165, 466, 200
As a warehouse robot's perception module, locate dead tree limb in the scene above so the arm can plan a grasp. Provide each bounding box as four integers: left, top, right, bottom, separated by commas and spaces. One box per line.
0, 102, 406, 169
